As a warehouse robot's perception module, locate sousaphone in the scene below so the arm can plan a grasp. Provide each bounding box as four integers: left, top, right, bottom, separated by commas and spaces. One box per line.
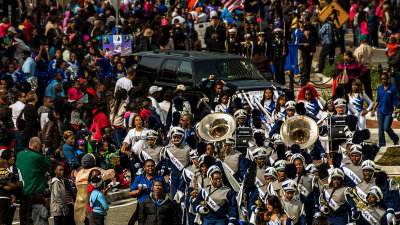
280, 115, 319, 149
197, 113, 237, 142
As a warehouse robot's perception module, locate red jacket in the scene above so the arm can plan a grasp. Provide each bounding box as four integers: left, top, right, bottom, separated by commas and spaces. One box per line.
91, 112, 110, 141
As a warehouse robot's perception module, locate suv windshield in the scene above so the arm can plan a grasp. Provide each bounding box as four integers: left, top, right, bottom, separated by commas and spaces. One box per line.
194, 59, 264, 81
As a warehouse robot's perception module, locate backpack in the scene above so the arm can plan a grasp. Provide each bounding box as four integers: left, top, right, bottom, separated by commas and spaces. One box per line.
16, 109, 25, 130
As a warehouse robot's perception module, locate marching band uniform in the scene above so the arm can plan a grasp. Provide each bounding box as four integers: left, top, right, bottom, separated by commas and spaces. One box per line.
67, 60, 82, 79
163, 127, 191, 200
263, 99, 276, 119
355, 160, 377, 204
247, 129, 273, 162
281, 180, 307, 225
342, 144, 364, 188
248, 167, 277, 223
215, 102, 229, 113
348, 92, 373, 130
316, 168, 350, 225
269, 101, 296, 138
267, 160, 287, 199
376, 171, 400, 224
226, 29, 241, 55
269, 28, 289, 85
241, 34, 254, 59
348, 186, 388, 225
290, 153, 315, 225
193, 166, 238, 225
218, 137, 248, 183
139, 130, 163, 166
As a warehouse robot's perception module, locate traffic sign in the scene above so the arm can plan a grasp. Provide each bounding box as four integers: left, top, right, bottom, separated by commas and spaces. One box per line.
318, 0, 349, 28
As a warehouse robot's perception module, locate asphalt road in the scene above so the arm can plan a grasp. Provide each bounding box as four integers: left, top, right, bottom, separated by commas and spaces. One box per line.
12, 198, 138, 225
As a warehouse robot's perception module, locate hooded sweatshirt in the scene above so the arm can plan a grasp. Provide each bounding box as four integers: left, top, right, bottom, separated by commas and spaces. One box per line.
50, 177, 68, 216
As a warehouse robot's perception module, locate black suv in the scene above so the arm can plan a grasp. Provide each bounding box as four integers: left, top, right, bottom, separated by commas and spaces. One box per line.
134, 50, 286, 100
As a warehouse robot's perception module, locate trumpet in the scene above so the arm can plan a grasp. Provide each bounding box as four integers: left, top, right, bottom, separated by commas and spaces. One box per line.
347, 188, 368, 211
319, 194, 331, 214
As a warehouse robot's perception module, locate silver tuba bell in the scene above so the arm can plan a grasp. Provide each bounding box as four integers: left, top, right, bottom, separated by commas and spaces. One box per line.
280, 115, 319, 149
197, 112, 237, 142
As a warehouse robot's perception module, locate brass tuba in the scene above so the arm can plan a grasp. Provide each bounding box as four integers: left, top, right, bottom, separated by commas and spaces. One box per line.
280, 115, 319, 149
197, 113, 237, 142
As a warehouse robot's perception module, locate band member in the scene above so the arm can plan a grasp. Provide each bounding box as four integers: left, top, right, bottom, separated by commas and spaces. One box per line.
246, 148, 269, 223
348, 79, 373, 130
234, 109, 248, 127
163, 127, 191, 200
139, 130, 163, 167
218, 137, 248, 183
215, 93, 230, 113
375, 171, 400, 224
290, 153, 315, 225
316, 168, 350, 225
268, 160, 293, 199
269, 100, 296, 137
355, 160, 378, 203
248, 129, 273, 162
333, 98, 347, 116
242, 34, 254, 59
269, 28, 288, 85
193, 165, 238, 225
297, 85, 325, 118
226, 29, 241, 55
348, 186, 387, 225
281, 179, 307, 225
273, 94, 288, 121
249, 167, 278, 222
342, 144, 364, 187
260, 88, 276, 119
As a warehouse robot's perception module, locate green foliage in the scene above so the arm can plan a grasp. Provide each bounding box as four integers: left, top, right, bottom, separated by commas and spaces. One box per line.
322, 54, 344, 77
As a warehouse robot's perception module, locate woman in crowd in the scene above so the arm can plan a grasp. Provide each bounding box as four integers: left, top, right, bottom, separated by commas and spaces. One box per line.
21, 91, 39, 147
39, 109, 62, 156
334, 51, 366, 94
109, 89, 128, 148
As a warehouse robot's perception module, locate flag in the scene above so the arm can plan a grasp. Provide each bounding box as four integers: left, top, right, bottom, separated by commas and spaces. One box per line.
221, 0, 243, 12
244, 0, 259, 12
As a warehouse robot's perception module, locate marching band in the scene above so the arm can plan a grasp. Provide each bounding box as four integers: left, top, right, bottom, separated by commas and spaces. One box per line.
131, 85, 400, 225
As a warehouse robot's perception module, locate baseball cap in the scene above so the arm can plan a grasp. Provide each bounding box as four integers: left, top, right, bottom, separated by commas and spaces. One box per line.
149, 86, 162, 94
176, 84, 187, 91
77, 139, 86, 145
7, 27, 17, 34
358, 34, 368, 42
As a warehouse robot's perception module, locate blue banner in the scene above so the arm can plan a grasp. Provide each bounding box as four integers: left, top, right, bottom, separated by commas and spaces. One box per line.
284, 44, 300, 76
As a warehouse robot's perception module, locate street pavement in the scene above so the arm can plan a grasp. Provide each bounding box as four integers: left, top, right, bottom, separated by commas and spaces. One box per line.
12, 198, 138, 225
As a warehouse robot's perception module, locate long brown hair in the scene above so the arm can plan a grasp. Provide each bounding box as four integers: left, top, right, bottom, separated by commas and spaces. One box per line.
350, 79, 363, 98
266, 196, 285, 215
274, 94, 287, 116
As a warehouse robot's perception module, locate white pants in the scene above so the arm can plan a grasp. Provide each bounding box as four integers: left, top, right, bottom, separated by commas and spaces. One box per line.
319, 135, 329, 154
358, 115, 367, 130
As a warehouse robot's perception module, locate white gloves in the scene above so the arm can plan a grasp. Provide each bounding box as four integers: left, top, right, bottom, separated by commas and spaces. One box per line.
386, 213, 395, 224
199, 207, 207, 214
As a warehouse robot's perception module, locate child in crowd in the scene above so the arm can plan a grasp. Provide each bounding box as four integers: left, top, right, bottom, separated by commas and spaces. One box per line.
38, 96, 53, 129
68, 80, 83, 102
386, 37, 400, 61
50, 164, 68, 225
88, 169, 109, 225
77, 139, 87, 155
70, 100, 85, 130
31, 194, 50, 225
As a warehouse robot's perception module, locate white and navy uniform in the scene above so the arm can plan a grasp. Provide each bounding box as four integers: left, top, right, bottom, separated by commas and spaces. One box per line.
299, 99, 321, 118
342, 162, 363, 188
220, 149, 248, 182
215, 103, 229, 113
248, 166, 268, 223
180, 164, 199, 225
163, 142, 191, 200
379, 179, 400, 223
139, 145, 163, 166
350, 204, 387, 225
263, 100, 276, 118
316, 185, 350, 224
348, 93, 373, 130
294, 173, 315, 225
281, 196, 307, 225
185, 171, 212, 225
193, 185, 238, 224
247, 145, 273, 162
267, 179, 285, 199
273, 107, 287, 121
355, 178, 376, 204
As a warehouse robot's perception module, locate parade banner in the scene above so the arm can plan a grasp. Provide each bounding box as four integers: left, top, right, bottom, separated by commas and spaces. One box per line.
102, 35, 132, 56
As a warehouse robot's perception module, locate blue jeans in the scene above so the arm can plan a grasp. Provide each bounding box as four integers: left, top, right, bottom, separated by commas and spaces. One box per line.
54, 215, 63, 225
14, 130, 24, 156
377, 111, 399, 147
113, 128, 126, 148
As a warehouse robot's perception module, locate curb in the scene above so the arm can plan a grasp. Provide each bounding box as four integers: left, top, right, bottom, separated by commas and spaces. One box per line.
105, 189, 131, 203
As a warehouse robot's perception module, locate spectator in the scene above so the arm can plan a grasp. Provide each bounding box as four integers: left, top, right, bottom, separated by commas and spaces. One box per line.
0, 87, 9, 108
353, 34, 373, 99
21, 50, 36, 78
115, 67, 135, 102
138, 180, 179, 225
39, 109, 62, 155
50, 164, 68, 225
38, 96, 53, 129
89, 172, 109, 225
371, 72, 399, 147
0, 106, 15, 150
31, 193, 50, 225
316, 18, 335, 73
17, 137, 51, 225
62, 131, 80, 168
45, 72, 65, 100
109, 89, 128, 147
21, 91, 39, 145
